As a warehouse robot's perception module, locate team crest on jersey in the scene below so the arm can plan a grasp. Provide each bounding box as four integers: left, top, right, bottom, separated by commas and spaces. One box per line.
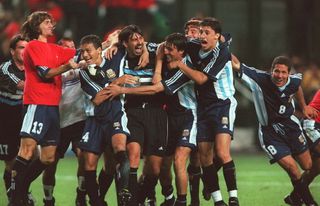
106, 69, 116, 79
113, 122, 121, 129
182, 129, 190, 137
11, 170, 17, 178
222, 117, 229, 125
298, 135, 305, 144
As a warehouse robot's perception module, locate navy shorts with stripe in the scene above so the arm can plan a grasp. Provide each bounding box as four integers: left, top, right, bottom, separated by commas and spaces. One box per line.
126, 106, 167, 157
0, 103, 22, 160
20, 105, 60, 146
197, 98, 237, 142
259, 116, 308, 164
166, 109, 197, 156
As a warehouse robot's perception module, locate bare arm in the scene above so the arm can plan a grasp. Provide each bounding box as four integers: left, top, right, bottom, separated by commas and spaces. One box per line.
43, 59, 78, 79
295, 86, 319, 119
231, 54, 241, 72
175, 61, 208, 85
105, 82, 164, 100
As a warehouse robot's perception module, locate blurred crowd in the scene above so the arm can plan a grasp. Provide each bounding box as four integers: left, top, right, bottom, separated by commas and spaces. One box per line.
1, 0, 319, 102
0, 0, 173, 61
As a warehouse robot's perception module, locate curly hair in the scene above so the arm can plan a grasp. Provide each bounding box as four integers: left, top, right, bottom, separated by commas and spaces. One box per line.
21, 11, 53, 40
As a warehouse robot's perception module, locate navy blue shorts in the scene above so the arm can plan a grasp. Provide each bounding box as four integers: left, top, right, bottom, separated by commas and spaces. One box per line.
166, 109, 197, 156
126, 106, 167, 157
79, 100, 129, 155
0, 103, 22, 160
57, 120, 85, 158
20, 105, 60, 146
197, 98, 237, 142
259, 116, 308, 164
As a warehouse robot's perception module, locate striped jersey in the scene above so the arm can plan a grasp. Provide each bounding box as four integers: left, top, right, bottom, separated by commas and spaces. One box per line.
0, 60, 24, 106
162, 56, 197, 115
237, 64, 301, 126
120, 43, 166, 108
186, 36, 235, 107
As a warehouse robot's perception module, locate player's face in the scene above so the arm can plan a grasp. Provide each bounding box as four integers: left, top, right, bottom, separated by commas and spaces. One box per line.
11, 40, 28, 64
38, 19, 54, 37
80, 43, 102, 65
124, 33, 144, 57
60, 40, 75, 49
164, 43, 183, 62
199, 26, 220, 52
271, 64, 289, 87
185, 26, 200, 38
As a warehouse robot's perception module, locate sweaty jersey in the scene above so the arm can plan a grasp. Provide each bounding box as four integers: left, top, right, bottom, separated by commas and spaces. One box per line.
237, 64, 301, 126
79, 53, 124, 117
23, 40, 76, 105
120, 43, 166, 108
162, 56, 197, 115
309, 90, 320, 123
0, 60, 24, 106
186, 37, 235, 107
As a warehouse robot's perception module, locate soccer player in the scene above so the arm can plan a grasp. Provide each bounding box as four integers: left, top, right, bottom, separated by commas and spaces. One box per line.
0, 35, 30, 202
41, 37, 87, 206
285, 90, 320, 205
77, 34, 131, 206
231, 54, 319, 206
8, 11, 79, 206
108, 25, 168, 206
174, 17, 238, 206
106, 32, 198, 206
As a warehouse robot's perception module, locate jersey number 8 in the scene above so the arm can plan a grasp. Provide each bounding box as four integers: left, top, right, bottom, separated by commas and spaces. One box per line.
278, 105, 286, 114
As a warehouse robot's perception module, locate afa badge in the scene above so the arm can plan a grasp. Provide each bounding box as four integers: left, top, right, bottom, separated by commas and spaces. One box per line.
106, 69, 116, 79
298, 135, 305, 144
182, 129, 190, 137
222, 117, 229, 125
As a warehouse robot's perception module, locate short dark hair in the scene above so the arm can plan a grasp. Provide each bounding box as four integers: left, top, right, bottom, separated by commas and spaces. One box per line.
271, 56, 292, 72
80, 34, 102, 49
184, 17, 202, 31
9, 34, 29, 49
21, 11, 53, 40
118, 25, 143, 44
165, 33, 187, 52
200, 17, 222, 34
57, 37, 73, 45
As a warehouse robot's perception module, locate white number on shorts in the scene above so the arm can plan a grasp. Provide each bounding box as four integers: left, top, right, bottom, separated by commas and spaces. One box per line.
0, 144, 8, 155
31, 121, 43, 134
81, 132, 89, 142
267, 145, 277, 155
278, 105, 286, 114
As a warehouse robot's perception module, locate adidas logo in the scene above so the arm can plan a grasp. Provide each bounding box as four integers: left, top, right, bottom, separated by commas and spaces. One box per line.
281, 93, 286, 97
223, 125, 228, 129
158, 147, 164, 151
182, 137, 187, 140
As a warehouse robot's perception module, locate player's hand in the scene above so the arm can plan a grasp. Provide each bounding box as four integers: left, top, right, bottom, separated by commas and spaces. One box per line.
78, 60, 87, 69
105, 45, 118, 60
104, 84, 123, 100
152, 72, 162, 84
68, 59, 79, 70
303, 105, 319, 119
138, 44, 149, 68
231, 54, 241, 71
167, 60, 182, 70
92, 89, 110, 106
111, 74, 138, 85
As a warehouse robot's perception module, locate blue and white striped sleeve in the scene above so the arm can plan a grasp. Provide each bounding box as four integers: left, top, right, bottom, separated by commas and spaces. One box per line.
79, 69, 103, 99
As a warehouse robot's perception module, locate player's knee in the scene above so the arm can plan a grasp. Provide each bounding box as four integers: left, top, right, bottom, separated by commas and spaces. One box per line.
216, 151, 232, 164
301, 159, 312, 171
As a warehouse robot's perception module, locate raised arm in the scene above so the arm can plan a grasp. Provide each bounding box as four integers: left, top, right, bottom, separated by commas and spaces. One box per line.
231, 54, 241, 72
295, 86, 319, 119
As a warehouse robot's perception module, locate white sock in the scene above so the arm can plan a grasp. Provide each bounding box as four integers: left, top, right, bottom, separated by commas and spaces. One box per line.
211, 190, 223, 202
229, 190, 238, 198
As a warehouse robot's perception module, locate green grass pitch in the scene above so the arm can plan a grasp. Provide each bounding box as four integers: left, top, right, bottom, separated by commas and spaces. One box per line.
1, 153, 319, 206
